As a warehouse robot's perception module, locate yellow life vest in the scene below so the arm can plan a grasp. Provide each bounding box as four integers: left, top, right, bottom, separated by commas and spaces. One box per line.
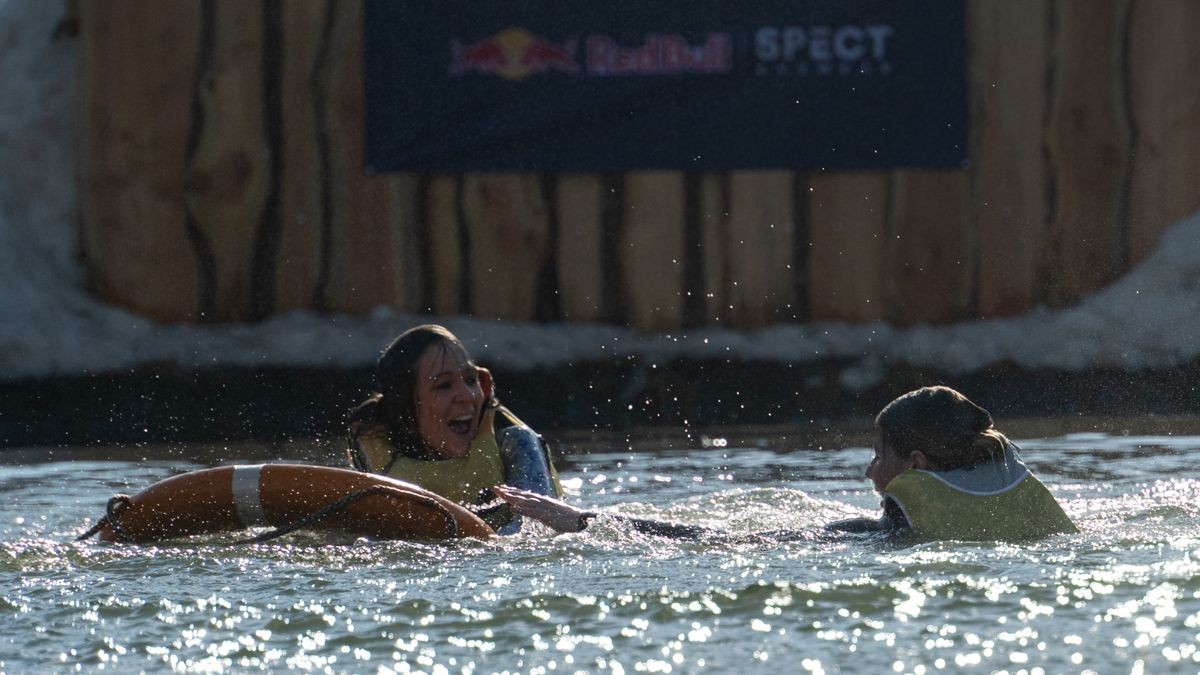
350, 406, 561, 531
883, 445, 1077, 541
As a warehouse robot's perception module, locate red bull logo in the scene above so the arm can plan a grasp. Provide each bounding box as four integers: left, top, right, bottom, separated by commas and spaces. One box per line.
450, 27, 579, 81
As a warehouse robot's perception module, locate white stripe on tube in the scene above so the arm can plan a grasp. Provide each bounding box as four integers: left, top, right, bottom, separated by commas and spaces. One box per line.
231, 464, 268, 527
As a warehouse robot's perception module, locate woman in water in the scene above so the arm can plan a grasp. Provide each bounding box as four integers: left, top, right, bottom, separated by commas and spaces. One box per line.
494, 386, 1077, 541
347, 324, 562, 534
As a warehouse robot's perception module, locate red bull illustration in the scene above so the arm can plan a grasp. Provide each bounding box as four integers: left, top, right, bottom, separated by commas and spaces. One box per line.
450, 27, 579, 80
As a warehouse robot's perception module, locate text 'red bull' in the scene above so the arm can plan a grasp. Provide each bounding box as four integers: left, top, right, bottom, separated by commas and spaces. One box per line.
587, 34, 733, 76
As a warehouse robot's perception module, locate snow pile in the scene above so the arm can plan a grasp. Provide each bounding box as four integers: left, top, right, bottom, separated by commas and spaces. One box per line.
0, 0, 91, 373
1, 0, 1199, 389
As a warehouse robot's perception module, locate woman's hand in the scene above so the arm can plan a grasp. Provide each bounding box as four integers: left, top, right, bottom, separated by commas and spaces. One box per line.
492, 485, 594, 533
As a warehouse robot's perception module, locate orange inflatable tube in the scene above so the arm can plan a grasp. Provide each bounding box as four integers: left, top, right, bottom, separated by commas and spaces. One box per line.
83, 464, 494, 543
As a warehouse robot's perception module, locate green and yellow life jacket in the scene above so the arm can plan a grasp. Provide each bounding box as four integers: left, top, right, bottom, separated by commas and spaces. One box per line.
883, 444, 1077, 541
349, 406, 561, 531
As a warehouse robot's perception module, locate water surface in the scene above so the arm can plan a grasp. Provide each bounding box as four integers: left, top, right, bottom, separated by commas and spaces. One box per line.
3, 430, 1199, 673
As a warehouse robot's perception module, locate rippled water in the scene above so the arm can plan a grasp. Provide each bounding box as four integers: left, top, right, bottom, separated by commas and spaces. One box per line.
3, 430, 1200, 673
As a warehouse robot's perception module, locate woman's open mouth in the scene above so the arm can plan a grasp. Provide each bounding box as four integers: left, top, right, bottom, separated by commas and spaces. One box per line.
447, 415, 474, 435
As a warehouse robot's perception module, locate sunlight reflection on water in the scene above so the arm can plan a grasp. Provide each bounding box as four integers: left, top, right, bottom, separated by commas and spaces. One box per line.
2, 431, 1199, 672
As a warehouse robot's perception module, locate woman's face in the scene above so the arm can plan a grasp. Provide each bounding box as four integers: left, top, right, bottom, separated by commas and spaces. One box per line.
413, 341, 484, 459
865, 427, 914, 494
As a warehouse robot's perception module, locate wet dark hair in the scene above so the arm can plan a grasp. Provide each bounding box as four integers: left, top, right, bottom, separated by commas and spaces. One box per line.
349, 324, 494, 457
875, 386, 1009, 471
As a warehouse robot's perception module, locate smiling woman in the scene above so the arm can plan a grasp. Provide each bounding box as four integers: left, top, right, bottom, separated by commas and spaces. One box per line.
346, 325, 562, 533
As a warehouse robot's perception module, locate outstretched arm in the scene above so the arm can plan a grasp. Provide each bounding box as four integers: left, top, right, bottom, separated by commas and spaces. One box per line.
495, 486, 908, 543
493, 485, 722, 540
824, 497, 908, 534
492, 485, 594, 533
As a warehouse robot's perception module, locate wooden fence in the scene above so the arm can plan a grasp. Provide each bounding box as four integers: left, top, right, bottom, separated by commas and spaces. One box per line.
78, 0, 1200, 330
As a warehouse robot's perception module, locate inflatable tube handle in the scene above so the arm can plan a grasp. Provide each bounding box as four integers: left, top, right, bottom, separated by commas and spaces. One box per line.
499, 425, 555, 496
497, 425, 556, 535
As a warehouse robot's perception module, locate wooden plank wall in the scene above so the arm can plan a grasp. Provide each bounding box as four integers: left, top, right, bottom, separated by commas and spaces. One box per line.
79, 0, 1200, 330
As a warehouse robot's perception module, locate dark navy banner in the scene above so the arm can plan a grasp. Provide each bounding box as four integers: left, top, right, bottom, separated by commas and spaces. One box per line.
363, 1, 967, 173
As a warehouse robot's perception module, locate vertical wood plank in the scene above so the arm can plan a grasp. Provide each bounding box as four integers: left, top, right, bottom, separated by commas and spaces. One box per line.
275, 0, 328, 312
79, 0, 202, 321
58, 0, 80, 37
621, 172, 686, 331
725, 171, 796, 327
426, 175, 461, 315
321, 0, 420, 314
183, 1, 270, 321
1044, 0, 1131, 306
556, 174, 605, 322
1127, 0, 1200, 264
968, 0, 1050, 317
886, 170, 972, 325
699, 173, 729, 324
462, 174, 550, 320
806, 173, 890, 322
